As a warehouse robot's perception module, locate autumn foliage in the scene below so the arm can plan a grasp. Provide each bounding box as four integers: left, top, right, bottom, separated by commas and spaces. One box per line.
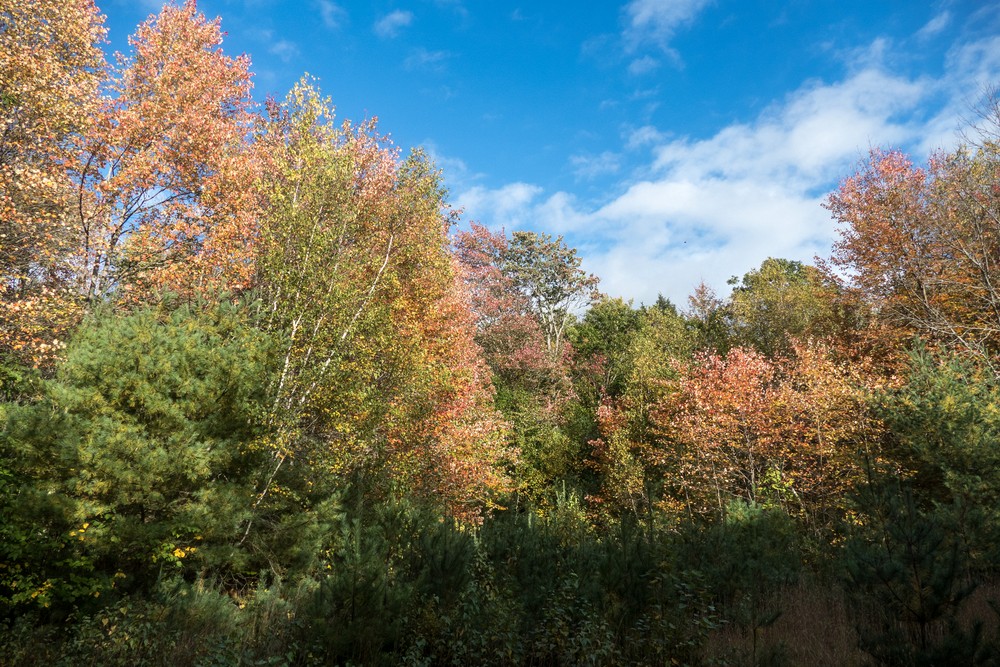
74, 0, 258, 302
5, 1, 1000, 663
0, 0, 105, 367
827, 139, 1000, 364
0, 2, 509, 522
657, 344, 876, 525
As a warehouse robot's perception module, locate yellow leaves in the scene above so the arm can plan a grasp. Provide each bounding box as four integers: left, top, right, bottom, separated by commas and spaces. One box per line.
172, 546, 197, 559
655, 342, 880, 521
69, 521, 91, 541
0, 287, 83, 369
153, 542, 198, 565
28, 580, 53, 604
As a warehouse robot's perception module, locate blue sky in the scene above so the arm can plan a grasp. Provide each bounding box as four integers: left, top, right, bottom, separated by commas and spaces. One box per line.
102, 0, 1000, 306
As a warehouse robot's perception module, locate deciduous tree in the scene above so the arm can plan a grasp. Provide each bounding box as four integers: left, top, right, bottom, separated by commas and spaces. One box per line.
0, 0, 105, 367
826, 121, 1000, 368
654, 343, 877, 527
71, 0, 256, 302
251, 81, 509, 522
502, 231, 600, 360
728, 258, 838, 358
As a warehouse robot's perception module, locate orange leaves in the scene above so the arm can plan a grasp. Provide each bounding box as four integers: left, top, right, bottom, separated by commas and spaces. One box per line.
0, 0, 106, 146
0, 286, 82, 369
254, 84, 510, 521
0, 0, 104, 367
827, 149, 932, 308
2, 3, 509, 521
656, 343, 878, 523
73, 0, 257, 301
826, 140, 1000, 362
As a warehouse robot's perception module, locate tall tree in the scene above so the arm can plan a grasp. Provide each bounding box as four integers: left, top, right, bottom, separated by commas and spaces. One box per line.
71, 0, 256, 302
728, 258, 838, 358
686, 281, 730, 353
251, 81, 509, 522
0, 301, 287, 611
454, 223, 575, 411
502, 231, 600, 360
826, 127, 1000, 367
570, 296, 641, 399
454, 225, 594, 502
586, 303, 694, 522
0, 0, 106, 367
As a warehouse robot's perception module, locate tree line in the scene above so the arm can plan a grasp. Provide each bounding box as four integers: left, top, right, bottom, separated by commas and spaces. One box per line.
3, 1, 1000, 664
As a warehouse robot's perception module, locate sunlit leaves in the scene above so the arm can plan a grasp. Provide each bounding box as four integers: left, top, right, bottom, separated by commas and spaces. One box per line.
659, 343, 877, 526
0, 0, 105, 367
254, 80, 509, 522
72, 0, 256, 301
827, 132, 1000, 366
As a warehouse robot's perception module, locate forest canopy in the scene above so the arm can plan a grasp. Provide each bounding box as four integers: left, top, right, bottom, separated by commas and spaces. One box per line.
2, 2, 1000, 665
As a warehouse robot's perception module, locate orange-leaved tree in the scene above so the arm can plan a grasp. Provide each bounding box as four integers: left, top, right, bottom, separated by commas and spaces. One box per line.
652, 343, 879, 528
826, 126, 1000, 368
70, 0, 257, 303
454, 224, 596, 501
0, 0, 106, 368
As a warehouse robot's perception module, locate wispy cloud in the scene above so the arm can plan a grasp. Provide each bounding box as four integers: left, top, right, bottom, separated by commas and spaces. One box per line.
570, 152, 622, 180
246, 29, 300, 64
433, 0, 469, 19
456, 183, 543, 230
316, 0, 347, 29
917, 11, 951, 40
374, 10, 414, 39
626, 125, 667, 149
628, 55, 660, 76
404, 48, 452, 72
269, 39, 300, 62
623, 0, 713, 53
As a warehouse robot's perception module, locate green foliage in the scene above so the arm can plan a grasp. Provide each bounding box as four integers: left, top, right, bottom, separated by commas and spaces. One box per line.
7, 6, 1000, 663
502, 230, 599, 358
570, 296, 641, 399
842, 472, 981, 665
0, 299, 346, 617
680, 501, 801, 665
878, 346, 1000, 565
728, 258, 838, 358
0, 352, 40, 403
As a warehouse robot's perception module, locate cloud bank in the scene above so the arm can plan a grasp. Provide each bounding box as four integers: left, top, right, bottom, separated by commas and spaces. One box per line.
455, 35, 1000, 307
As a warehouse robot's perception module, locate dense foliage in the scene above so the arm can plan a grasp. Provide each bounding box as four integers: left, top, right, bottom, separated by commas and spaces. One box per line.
2, 2, 1000, 665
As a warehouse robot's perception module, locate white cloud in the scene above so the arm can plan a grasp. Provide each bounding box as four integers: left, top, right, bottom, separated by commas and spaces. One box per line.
570, 151, 622, 180
433, 0, 469, 18
626, 125, 667, 149
317, 0, 347, 29
456, 34, 1000, 306
651, 69, 925, 185
374, 10, 414, 39
404, 48, 452, 72
247, 29, 300, 64
455, 183, 542, 230
623, 0, 713, 52
628, 55, 660, 76
917, 11, 951, 40
422, 142, 487, 197
268, 39, 300, 62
